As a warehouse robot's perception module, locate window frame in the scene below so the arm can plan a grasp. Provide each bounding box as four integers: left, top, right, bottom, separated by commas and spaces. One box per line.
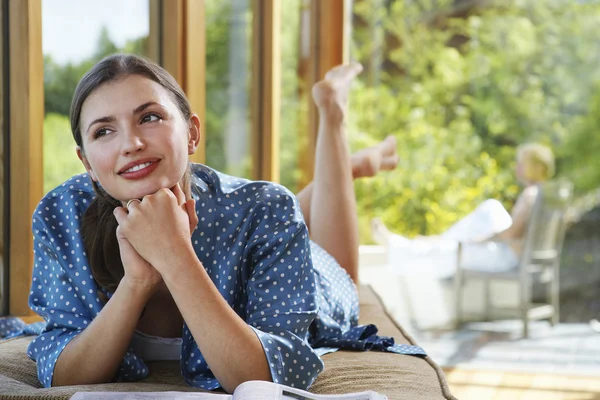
7, 0, 44, 317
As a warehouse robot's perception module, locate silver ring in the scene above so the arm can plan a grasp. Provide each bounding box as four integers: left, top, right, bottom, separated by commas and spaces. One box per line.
126, 199, 141, 210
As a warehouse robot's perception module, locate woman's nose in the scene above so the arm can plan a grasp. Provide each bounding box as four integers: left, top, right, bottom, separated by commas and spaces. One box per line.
121, 126, 146, 155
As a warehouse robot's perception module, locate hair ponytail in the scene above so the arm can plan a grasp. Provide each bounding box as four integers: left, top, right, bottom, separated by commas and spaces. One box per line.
82, 182, 123, 292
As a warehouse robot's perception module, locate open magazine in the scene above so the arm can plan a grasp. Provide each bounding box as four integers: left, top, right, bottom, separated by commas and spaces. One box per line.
70, 380, 388, 400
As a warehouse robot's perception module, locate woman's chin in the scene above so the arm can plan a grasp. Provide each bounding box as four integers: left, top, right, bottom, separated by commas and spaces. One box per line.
117, 181, 176, 201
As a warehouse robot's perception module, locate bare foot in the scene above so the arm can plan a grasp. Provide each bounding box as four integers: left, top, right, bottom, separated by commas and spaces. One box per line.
312, 62, 363, 117
351, 135, 399, 178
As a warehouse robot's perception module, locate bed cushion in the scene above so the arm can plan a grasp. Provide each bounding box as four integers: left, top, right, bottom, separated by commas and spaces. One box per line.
0, 285, 455, 399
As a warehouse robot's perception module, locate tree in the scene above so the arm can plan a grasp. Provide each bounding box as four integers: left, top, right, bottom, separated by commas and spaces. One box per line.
204, 2, 237, 174
93, 27, 120, 61
43, 113, 85, 194
348, 0, 600, 242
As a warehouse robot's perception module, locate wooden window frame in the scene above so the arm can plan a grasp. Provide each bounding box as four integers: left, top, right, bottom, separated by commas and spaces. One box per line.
298, 0, 347, 189
8, 0, 43, 316
158, 0, 206, 164
251, 0, 281, 182
0, 0, 7, 317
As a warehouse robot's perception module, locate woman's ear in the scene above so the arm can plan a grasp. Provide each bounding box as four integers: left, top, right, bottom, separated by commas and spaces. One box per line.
187, 114, 201, 155
76, 146, 98, 181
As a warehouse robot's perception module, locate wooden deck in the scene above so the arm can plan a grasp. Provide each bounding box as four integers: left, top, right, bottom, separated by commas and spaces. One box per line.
445, 368, 600, 400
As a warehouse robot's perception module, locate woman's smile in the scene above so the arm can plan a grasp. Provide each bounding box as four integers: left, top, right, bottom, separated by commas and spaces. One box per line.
118, 159, 161, 180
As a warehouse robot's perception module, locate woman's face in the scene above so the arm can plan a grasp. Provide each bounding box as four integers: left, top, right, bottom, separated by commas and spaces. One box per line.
77, 74, 199, 202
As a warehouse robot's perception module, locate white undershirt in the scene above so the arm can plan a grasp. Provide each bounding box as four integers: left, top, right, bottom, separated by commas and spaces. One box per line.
129, 330, 183, 361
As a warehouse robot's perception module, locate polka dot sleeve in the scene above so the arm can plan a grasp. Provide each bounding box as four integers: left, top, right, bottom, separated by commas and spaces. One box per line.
243, 204, 324, 390
27, 191, 97, 387
27, 184, 148, 387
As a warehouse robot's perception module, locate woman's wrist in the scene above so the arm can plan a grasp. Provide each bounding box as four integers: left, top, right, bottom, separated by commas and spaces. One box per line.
154, 242, 203, 284
119, 275, 158, 301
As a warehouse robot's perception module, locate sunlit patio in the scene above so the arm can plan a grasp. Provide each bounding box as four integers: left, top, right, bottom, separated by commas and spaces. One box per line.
360, 244, 600, 399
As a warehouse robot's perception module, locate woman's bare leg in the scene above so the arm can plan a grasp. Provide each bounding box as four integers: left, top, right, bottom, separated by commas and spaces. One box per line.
297, 135, 398, 232
351, 135, 399, 179
297, 63, 366, 283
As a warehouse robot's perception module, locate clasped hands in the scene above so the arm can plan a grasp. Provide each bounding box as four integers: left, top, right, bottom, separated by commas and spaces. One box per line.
113, 183, 199, 290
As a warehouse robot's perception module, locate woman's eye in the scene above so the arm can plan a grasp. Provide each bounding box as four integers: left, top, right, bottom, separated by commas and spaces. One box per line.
141, 113, 161, 124
93, 128, 111, 139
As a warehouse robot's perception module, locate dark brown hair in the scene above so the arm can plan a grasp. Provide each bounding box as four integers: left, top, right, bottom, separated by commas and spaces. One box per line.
72, 53, 193, 292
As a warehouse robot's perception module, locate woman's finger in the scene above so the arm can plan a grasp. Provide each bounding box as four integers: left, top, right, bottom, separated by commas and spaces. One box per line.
170, 183, 186, 206
126, 198, 142, 213
186, 199, 198, 234
113, 206, 128, 225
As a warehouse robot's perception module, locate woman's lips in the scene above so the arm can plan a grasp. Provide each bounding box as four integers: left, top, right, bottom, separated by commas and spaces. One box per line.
119, 160, 160, 180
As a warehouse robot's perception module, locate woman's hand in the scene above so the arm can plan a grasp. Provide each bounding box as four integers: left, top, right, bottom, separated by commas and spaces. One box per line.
115, 223, 162, 294
113, 184, 198, 273
311, 62, 363, 122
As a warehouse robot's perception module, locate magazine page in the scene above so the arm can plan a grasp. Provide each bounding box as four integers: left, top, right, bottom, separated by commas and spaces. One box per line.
233, 381, 388, 400
70, 391, 232, 400
69, 381, 387, 400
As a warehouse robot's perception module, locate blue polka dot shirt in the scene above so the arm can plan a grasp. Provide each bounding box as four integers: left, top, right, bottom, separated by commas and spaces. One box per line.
24, 164, 425, 391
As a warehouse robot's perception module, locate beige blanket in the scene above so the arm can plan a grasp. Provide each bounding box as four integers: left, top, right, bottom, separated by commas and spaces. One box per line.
0, 285, 456, 400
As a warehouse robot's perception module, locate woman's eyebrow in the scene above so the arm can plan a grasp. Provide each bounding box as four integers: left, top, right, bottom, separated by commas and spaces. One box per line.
133, 101, 161, 114
86, 116, 115, 134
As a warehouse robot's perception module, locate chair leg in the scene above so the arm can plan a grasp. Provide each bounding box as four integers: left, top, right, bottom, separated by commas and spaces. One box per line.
521, 286, 530, 339
454, 271, 463, 330
454, 243, 463, 330
522, 311, 529, 339
549, 263, 560, 326
520, 271, 531, 339
484, 278, 491, 322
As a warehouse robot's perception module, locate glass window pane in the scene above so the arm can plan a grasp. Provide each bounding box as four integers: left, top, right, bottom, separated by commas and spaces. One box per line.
42, 0, 150, 194
279, 0, 308, 193
204, 0, 253, 179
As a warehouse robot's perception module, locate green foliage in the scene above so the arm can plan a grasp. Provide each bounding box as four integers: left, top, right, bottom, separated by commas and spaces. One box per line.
204, 1, 236, 173
349, 0, 600, 242
45, 27, 147, 117
43, 113, 85, 194
561, 85, 600, 193
44, 56, 92, 116
279, 0, 304, 192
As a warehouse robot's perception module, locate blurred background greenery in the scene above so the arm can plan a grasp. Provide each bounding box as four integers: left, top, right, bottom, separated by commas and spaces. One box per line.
43, 0, 600, 244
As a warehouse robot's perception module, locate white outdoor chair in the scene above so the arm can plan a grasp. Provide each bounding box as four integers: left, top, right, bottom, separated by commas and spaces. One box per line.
454, 180, 574, 338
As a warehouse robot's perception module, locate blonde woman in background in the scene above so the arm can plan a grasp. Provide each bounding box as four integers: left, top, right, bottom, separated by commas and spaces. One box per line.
373, 143, 556, 278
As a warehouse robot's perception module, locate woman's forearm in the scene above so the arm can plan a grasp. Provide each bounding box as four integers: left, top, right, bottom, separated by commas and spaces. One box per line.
160, 247, 271, 393
52, 279, 152, 386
